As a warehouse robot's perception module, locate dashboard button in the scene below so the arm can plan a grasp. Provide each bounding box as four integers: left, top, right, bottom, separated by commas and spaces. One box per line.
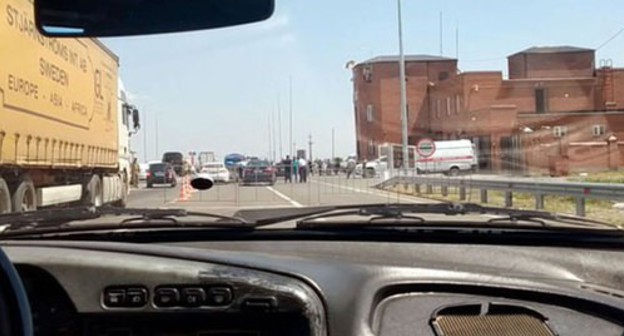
126, 288, 148, 307
242, 297, 278, 312
181, 288, 206, 307
103, 289, 125, 307
207, 287, 233, 306
154, 288, 179, 307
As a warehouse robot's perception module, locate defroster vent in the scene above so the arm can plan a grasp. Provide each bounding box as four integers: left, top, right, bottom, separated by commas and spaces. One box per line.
431, 303, 555, 336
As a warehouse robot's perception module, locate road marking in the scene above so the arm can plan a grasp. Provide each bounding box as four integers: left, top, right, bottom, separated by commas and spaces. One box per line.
311, 179, 437, 204
266, 186, 303, 207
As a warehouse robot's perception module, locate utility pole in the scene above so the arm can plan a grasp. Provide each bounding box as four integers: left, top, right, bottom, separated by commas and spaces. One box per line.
277, 95, 283, 159
142, 107, 147, 162
289, 77, 293, 160
308, 133, 313, 162
331, 127, 335, 159
455, 25, 459, 60
154, 115, 159, 159
397, 0, 409, 169
267, 113, 272, 161
439, 12, 444, 56
272, 108, 277, 162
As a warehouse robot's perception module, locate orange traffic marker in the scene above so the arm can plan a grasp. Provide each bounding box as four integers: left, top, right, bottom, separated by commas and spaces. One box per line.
178, 176, 188, 202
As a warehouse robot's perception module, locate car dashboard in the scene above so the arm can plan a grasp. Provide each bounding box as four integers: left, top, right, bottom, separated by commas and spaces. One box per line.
3, 239, 624, 335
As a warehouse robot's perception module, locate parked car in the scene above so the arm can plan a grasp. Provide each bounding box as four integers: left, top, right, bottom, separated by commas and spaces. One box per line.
138, 163, 150, 181
146, 162, 177, 188
356, 156, 389, 178
274, 162, 287, 177
242, 160, 276, 185
200, 162, 230, 183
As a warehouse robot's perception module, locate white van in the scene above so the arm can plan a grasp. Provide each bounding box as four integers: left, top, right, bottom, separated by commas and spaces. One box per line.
416, 140, 477, 175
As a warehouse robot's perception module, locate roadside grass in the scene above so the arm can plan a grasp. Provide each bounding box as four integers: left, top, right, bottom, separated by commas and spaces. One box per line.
388, 184, 624, 227
568, 170, 624, 184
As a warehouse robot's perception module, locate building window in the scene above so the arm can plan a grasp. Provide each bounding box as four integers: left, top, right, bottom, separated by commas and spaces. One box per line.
535, 88, 548, 114
592, 125, 606, 137
354, 90, 358, 103
363, 66, 373, 82
436, 100, 441, 118
368, 139, 375, 156
438, 71, 449, 81
446, 97, 452, 116
366, 104, 374, 122
456, 94, 462, 114
553, 126, 567, 138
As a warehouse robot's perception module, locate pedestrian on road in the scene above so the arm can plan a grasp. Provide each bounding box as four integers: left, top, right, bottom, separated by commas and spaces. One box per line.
293, 157, 299, 183
131, 158, 140, 188
237, 164, 244, 182
283, 156, 292, 183
362, 160, 367, 179
298, 157, 308, 183
346, 159, 356, 179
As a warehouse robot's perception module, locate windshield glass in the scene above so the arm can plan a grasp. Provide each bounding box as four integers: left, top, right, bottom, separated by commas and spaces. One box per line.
163, 153, 183, 163
2, 0, 624, 230
149, 164, 167, 172
247, 160, 271, 167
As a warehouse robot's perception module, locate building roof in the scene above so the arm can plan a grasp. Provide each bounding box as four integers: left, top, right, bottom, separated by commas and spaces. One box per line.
510, 46, 594, 57
361, 54, 455, 65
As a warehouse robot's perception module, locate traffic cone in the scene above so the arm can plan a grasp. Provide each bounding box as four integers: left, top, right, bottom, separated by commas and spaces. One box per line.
184, 176, 192, 199
178, 176, 188, 202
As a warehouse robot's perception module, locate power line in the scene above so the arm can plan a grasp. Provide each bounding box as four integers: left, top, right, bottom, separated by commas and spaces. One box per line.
596, 26, 624, 50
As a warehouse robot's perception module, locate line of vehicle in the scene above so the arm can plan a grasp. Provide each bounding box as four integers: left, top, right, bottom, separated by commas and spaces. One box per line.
266, 186, 303, 207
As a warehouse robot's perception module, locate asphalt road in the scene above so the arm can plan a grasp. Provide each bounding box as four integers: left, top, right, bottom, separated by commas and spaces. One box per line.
128, 175, 435, 216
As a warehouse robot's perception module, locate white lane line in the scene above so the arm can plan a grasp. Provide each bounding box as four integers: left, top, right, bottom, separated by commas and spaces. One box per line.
266, 186, 303, 208
311, 180, 438, 204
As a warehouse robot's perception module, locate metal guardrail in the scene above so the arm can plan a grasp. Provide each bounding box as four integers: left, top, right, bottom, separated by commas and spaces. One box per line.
377, 171, 624, 217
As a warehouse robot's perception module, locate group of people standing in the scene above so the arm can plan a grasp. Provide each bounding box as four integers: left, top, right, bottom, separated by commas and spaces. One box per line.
282, 155, 309, 183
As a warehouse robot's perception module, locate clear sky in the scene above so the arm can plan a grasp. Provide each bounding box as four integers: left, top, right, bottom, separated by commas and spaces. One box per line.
103, 0, 624, 162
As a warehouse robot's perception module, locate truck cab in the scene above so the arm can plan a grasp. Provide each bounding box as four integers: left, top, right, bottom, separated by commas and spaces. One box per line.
118, 80, 140, 201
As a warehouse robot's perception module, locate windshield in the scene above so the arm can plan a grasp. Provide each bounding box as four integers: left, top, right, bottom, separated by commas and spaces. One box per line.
248, 160, 271, 167
149, 164, 167, 172
2, 0, 624, 230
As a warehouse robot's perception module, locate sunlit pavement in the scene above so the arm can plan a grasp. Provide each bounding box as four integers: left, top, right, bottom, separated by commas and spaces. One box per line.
127, 175, 436, 217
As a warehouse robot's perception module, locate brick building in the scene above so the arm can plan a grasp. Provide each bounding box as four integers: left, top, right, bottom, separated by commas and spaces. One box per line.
352, 46, 624, 173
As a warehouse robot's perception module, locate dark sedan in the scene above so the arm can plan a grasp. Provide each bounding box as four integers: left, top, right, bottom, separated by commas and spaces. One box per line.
274, 162, 287, 177
242, 160, 276, 185
146, 163, 177, 188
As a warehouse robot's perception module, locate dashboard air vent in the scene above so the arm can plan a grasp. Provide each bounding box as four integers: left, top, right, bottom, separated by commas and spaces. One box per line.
431, 303, 555, 336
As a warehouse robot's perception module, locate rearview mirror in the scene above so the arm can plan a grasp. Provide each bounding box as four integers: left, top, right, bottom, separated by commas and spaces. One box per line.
35, 0, 275, 37
132, 108, 140, 131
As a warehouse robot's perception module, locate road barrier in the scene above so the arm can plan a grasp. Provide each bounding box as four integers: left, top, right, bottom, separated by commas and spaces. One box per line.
376, 171, 624, 217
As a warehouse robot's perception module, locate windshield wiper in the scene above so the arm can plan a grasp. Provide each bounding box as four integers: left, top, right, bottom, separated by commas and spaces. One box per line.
0, 206, 249, 234
294, 203, 619, 231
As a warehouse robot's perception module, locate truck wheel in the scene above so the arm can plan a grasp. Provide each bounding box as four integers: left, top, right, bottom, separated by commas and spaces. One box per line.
0, 178, 11, 214
112, 173, 128, 208
449, 167, 460, 176
84, 175, 103, 207
365, 168, 375, 179
12, 177, 36, 213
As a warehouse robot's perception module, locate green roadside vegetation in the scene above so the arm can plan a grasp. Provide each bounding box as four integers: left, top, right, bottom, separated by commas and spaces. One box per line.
387, 184, 624, 227
568, 170, 624, 184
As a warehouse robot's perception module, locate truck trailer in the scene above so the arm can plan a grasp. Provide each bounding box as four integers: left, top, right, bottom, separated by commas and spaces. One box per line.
0, 0, 139, 213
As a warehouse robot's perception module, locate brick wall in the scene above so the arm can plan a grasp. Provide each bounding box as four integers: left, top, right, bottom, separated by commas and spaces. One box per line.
508, 51, 595, 79
353, 59, 458, 159
352, 48, 624, 171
